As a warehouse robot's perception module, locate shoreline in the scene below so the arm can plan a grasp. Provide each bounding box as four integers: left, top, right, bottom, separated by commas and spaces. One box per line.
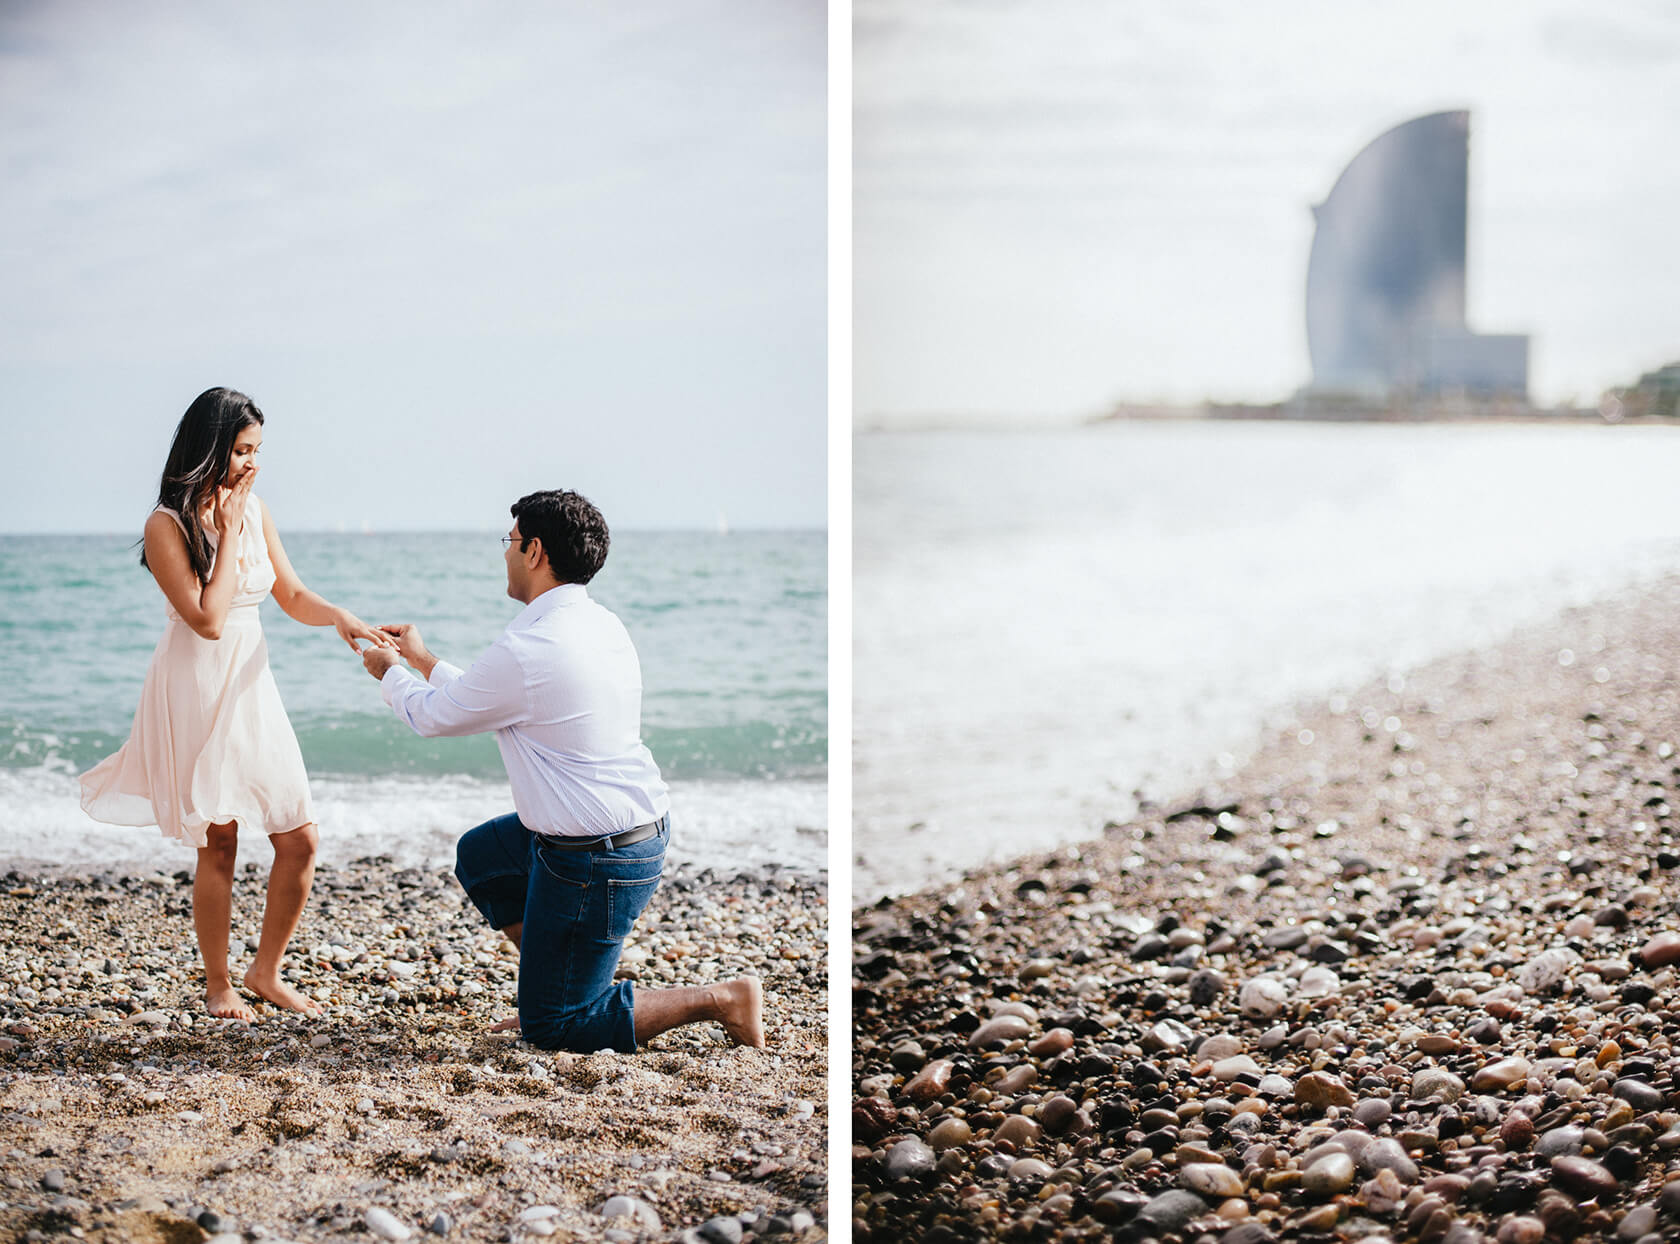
0, 775, 830, 883
0, 858, 828, 1243
853, 576, 1680, 1241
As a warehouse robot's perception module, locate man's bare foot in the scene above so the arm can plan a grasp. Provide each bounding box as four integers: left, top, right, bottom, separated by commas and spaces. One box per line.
489, 1013, 521, 1032
205, 985, 256, 1023
242, 967, 323, 1017
714, 977, 765, 1048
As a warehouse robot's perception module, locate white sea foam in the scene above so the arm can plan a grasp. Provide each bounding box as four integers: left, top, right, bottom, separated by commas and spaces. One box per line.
855, 420, 1680, 901
0, 766, 825, 878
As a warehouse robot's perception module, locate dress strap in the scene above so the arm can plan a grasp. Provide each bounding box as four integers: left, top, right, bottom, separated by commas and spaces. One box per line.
153, 506, 190, 537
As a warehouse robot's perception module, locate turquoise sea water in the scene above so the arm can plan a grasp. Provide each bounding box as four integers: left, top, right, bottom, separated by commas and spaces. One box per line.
0, 529, 826, 874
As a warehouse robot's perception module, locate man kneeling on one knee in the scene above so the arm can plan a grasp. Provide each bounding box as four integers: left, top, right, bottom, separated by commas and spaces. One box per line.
361, 489, 763, 1052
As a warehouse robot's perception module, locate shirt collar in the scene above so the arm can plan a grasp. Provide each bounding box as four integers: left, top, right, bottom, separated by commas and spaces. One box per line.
510, 582, 587, 629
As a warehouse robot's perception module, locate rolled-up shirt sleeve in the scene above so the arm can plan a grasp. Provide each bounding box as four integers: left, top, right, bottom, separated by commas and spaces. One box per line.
380, 641, 526, 738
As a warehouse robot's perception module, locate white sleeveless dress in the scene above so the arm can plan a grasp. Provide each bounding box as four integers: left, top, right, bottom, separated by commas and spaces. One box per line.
80, 493, 314, 847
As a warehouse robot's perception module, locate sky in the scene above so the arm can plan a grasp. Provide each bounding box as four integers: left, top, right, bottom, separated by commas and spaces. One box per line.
0, 1, 825, 532
856, 0, 1680, 417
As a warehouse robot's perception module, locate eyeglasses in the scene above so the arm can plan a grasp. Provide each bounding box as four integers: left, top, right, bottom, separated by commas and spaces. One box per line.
500, 536, 517, 548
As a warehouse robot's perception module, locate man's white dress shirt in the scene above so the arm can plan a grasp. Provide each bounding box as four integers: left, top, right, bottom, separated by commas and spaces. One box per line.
380, 583, 669, 837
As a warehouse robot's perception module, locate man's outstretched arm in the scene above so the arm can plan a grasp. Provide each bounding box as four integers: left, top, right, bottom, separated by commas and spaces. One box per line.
362, 625, 525, 738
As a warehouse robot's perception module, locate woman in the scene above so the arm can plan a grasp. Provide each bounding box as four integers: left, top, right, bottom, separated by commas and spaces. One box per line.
81, 387, 393, 1022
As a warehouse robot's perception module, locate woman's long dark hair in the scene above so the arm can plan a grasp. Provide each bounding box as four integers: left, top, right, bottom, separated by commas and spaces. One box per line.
139, 387, 264, 584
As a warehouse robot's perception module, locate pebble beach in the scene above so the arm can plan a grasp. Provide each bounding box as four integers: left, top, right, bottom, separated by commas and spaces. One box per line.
853, 575, 1680, 1243
0, 859, 827, 1243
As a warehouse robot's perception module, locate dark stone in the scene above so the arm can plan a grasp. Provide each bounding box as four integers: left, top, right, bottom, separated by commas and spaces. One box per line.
699, 1218, 744, 1244
1165, 802, 1238, 824
888, 1041, 926, 1073
1464, 1018, 1502, 1044
1142, 1126, 1179, 1155
1134, 1189, 1205, 1236
1621, 981, 1658, 1007
1466, 1171, 1498, 1204
1091, 1188, 1148, 1224
1131, 935, 1170, 962
853, 1098, 898, 1143
1537, 1189, 1582, 1236
1619, 1206, 1659, 1241
1353, 1098, 1392, 1128
1098, 1100, 1136, 1132
1550, 1155, 1619, 1199
1535, 1126, 1584, 1159
1660, 1180, 1680, 1216
1037, 1095, 1079, 1134
1311, 939, 1351, 964
1601, 1145, 1641, 1183
1189, 975, 1229, 1008
1488, 1171, 1545, 1213
853, 950, 897, 980
1613, 1079, 1666, 1113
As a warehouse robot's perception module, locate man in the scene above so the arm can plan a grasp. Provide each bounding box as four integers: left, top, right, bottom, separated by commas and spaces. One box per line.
361, 489, 763, 1053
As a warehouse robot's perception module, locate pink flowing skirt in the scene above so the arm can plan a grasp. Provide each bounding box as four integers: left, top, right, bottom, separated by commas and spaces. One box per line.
80, 605, 313, 847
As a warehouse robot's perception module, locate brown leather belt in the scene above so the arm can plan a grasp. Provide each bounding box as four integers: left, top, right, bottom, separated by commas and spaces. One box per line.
535, 814, 667, 853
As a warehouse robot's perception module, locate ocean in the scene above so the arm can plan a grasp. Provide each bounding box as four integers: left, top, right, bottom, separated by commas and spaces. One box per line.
0, 528, 826, 876
856, 418, 1680, 901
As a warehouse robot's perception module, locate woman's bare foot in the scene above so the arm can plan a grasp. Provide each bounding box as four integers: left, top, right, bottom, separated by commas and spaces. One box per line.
714, 977, 765, 1048
205, 984, 256, 1023
242, 967, 323, 1017
489, 1013, 521, 1032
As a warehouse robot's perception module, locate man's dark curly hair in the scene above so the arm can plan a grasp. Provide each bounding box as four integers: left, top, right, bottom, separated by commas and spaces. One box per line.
511, 490, 610, 585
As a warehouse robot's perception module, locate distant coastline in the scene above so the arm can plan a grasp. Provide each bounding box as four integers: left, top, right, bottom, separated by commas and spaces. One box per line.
1110, 398, 1674, 426
857, 402, 1680, 433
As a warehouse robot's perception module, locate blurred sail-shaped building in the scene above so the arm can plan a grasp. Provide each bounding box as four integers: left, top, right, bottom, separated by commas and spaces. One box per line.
1305, 111, 1528, 400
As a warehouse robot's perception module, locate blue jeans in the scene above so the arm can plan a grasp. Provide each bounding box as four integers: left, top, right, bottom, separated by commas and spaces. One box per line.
454, 812, 668, 1053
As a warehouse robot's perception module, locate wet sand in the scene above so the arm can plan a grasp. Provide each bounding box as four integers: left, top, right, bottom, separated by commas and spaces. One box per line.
853, 576, 1680, 1242
0, 859, 827, 1243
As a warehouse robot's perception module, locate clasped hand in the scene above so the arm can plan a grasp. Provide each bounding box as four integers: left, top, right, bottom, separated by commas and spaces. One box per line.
360, 622, 428, 680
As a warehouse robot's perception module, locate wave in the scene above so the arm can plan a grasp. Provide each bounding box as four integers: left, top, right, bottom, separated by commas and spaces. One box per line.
0, 713, 826, 783
0, 765, 827, 877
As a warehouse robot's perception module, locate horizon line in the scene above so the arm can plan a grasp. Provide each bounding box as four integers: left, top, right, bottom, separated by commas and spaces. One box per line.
0, 524, 828, 537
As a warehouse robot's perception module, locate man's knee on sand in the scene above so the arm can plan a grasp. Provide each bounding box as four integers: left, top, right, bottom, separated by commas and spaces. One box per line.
518, 1004, 633, 1054
454, 820, 496, 885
